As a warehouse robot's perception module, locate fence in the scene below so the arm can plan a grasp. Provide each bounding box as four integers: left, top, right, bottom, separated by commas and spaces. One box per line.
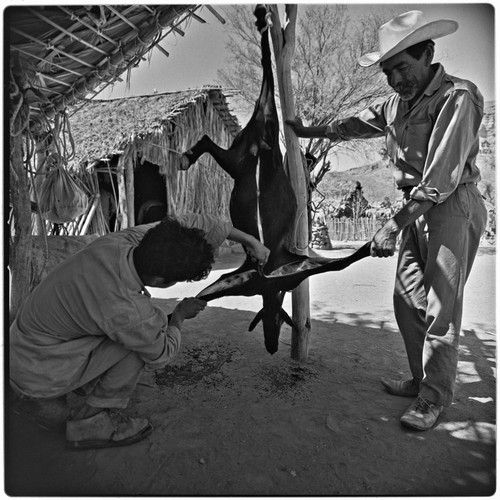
326, 217, 387, 242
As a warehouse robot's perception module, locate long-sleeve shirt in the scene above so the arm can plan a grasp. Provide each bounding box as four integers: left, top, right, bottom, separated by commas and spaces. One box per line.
327, 64, 484, 204
10, 214, 233, 398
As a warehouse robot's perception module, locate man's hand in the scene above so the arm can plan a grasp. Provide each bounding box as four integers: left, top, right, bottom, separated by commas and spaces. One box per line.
227, 227, 270, 267
285, 117, 334, 140
285, 117, 306, 136
370, 199, 434, 258
370, 218, 400, 258
172, 297, 207, 322
247, 238, 271, 267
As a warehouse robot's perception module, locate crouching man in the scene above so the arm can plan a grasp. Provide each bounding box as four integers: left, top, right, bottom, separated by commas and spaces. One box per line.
10, 214, 270, 449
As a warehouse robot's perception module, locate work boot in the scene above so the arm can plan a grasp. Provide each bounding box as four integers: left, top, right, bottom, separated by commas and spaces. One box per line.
381, 376, 420, 397
66, 409, 152, 449
400, 396, 443, 431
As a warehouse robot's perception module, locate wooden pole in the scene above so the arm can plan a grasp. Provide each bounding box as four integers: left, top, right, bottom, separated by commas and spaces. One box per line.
125, 157, 135, 227
116, 159, 128, 230
80, 196, 100, 235
33, 140, 48, 236
269, 5, 311, 361
9, 134, 33, 323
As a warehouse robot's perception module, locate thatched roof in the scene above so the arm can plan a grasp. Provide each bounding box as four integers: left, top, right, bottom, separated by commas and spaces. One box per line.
68, 87, 240, 166
66, 87, 240, 221
7, 4, 226, 134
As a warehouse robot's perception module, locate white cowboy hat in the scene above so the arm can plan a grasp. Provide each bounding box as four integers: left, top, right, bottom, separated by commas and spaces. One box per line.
358, 10, 458, 67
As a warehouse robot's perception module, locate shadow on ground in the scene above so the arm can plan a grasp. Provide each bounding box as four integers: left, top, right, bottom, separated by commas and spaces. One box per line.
5, 300, 496, 496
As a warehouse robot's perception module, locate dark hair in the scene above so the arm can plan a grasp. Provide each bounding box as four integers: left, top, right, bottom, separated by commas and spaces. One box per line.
405, 39, 435, 60
134, 217, 215, 282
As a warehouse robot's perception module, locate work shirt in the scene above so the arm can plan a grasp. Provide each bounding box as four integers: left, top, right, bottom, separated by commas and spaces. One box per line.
327, 64, 484, 204
10, 214, 233, 398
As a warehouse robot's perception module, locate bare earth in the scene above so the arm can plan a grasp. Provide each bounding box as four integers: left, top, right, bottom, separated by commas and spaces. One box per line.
5, 245, 496, 496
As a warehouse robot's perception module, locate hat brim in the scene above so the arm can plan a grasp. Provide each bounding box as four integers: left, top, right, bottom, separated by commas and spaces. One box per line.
358, 19, 458, 67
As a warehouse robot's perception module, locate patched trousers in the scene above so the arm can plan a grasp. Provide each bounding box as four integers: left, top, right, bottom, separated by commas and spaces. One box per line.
10, 338, 145, 409
394, 183, 487, 407
74, 339, 145, 409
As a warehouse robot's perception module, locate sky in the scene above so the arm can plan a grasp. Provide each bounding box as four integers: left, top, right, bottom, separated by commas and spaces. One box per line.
102, 2, 496, 105
99, 2, 495, 170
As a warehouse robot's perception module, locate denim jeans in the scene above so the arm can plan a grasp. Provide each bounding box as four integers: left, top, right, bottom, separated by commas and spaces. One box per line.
393, 183, 487, 406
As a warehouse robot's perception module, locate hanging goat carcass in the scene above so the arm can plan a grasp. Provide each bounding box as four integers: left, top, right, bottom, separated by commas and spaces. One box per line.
181, 5, 370, 354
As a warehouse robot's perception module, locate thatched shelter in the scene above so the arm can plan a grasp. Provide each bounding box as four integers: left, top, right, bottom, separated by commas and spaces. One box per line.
7, 5, 228, 319
66, 87, 240, 232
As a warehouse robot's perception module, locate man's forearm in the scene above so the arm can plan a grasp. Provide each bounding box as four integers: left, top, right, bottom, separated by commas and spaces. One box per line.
292, 124, 331, 139
286, 118, 343, 141
227, 227, 259, 247
391, 199, 435, 231
371, 198, 435, 258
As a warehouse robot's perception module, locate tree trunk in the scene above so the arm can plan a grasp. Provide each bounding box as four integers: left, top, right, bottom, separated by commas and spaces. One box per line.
269, 5, 311, 361
9, 134, 33, 323
32, 142, 48, 236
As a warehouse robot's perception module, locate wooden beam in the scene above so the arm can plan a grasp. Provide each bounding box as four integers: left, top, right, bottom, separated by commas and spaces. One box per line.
156, 44, 170, 58
205, 5, 226, 24
106, 6, 139, 32
11, 45, 86, 77
27, 7, 110, 56
11, 27, 95, 69
269, 5, 311, 361
57, 6, 120, 47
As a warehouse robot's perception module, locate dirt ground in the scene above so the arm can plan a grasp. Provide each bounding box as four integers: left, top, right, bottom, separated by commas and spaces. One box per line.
5, 244, 496, 496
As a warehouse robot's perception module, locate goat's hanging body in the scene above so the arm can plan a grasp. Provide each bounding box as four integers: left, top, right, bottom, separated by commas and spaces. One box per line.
182, 5, 370, 354
183, 5, 298, 272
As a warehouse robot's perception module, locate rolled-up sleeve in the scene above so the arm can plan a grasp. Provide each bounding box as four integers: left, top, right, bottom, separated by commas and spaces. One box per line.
327, 102, 387, 141
175, 214, 233, 249
138, 323, 182, 368
101, 298, 182, 368
411, 89, 483, 204
116, 214, 233, 249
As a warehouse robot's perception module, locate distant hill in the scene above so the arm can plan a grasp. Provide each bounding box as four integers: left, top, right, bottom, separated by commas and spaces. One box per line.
315, 160, 397, 208
315, 103, 496, 208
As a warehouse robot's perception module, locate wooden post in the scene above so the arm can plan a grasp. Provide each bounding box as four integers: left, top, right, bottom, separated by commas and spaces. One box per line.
125, 156, 135, 227
116, 159, 128, 230
269, 5, 311, 361
9, 134, 33, 322
33, 139, 48, 236
80, 196, 100, 235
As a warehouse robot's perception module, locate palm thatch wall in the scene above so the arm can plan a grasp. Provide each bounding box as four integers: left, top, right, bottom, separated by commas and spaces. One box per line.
67, 87, 240, 231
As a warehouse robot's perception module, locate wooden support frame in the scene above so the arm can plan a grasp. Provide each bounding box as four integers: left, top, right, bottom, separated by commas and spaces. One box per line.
269, 5, 311, 361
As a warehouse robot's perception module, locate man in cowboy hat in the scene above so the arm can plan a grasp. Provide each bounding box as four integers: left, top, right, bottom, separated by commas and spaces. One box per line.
288, 10, 487, 431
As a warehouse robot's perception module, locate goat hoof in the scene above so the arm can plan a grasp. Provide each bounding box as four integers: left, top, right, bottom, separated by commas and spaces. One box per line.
179, 154, 192, 171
